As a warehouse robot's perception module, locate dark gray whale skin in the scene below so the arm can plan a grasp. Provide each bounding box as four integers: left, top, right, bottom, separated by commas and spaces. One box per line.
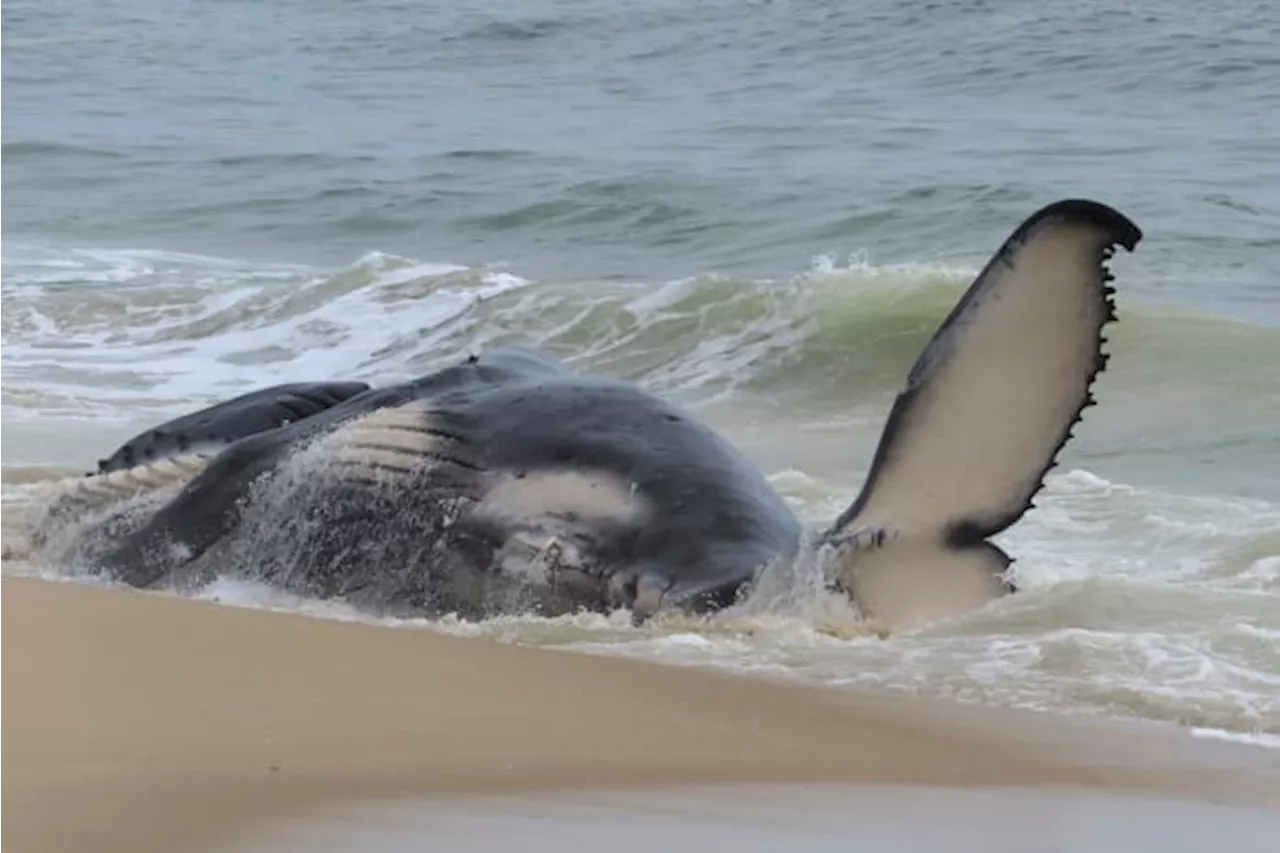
52, 198, 1144, 626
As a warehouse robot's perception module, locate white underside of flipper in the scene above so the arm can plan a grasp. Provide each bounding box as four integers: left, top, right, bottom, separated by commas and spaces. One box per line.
828, 200, 1143, 630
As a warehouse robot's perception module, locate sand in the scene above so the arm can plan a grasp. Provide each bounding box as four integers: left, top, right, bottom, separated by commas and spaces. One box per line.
3, 575, 1278, 853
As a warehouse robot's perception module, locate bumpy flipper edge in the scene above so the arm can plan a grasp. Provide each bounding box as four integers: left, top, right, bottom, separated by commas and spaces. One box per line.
824, 199, 1142, 631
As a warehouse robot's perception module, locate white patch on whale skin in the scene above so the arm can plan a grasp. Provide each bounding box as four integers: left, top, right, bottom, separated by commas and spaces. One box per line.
473, 469, 650, 525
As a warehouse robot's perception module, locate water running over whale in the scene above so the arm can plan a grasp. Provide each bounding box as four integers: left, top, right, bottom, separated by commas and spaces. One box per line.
25, 199, 1143, 631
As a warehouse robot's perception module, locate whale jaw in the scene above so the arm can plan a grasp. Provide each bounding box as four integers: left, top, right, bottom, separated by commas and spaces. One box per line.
827, 199, 1143, 631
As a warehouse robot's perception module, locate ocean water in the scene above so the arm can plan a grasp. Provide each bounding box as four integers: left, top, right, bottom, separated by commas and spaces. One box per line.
3, 0, 1278, 743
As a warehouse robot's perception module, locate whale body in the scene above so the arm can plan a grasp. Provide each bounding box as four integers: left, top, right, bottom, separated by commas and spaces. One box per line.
28, 199, 1142, 630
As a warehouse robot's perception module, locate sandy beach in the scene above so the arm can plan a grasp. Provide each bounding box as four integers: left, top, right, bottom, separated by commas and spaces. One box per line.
3, 575, 1277, 853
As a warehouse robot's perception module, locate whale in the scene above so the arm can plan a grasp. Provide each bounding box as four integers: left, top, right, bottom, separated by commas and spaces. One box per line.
28, 199, 1142, 630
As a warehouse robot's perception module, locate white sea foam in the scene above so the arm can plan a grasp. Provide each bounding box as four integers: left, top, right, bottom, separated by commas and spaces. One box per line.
1190, 727, 1280, 749
1, 245, 530, 422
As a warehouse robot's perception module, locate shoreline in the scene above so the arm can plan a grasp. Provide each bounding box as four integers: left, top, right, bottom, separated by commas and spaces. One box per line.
3, 575, 1278, 853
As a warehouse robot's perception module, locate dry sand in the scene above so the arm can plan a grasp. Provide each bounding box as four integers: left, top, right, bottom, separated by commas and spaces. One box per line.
3, 575, 1278, 853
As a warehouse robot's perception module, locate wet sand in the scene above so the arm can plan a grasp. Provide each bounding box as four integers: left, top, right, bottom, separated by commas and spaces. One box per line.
238, 783, 1280, 853
3, 575, 1278, 853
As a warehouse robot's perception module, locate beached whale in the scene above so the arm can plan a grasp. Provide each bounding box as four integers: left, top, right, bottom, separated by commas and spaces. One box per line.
28, 199, 1141, 630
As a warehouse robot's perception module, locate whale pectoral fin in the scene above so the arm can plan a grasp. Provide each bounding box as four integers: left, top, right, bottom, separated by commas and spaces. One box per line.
831, 200, 1142, 542
825, 199, 1141, 627
96, 381, 372, 473
830, 536, 1013, 632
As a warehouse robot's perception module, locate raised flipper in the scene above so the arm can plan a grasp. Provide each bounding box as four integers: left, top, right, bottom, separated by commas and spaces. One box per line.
825, 199, 1142, 630
96, 381, 371, 473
